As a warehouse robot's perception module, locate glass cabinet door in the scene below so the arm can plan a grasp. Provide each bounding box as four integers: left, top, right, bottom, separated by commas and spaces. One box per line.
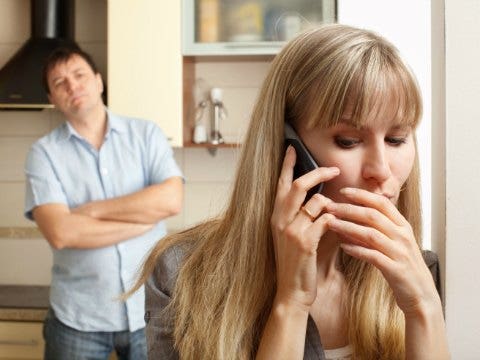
183, 0, 336, 55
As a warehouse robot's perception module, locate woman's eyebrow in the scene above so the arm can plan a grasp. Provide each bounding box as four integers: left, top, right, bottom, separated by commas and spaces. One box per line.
335, 120, 411, 133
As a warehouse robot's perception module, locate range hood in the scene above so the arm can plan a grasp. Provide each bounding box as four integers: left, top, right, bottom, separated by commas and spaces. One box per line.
0, 0, 78, 110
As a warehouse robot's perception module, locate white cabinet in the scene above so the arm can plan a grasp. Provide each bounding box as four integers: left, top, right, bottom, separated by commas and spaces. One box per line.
183, 0, 336, 55
0, 321, 44, 360
107, 0, 183, 147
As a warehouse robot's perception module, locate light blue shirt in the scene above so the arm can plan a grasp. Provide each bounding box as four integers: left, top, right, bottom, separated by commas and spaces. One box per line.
24, 110, 182, 332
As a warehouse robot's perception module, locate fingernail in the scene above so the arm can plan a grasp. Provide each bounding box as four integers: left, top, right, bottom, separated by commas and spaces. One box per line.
340, 187, 355, 195
329, 167, 340, 175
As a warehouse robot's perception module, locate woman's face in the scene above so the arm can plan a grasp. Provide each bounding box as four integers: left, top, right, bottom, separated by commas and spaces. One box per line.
297, 105, 416, 205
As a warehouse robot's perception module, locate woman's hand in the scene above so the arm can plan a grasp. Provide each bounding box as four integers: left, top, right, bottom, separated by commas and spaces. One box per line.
325, 187, 441, 317
271, 146, 340, 310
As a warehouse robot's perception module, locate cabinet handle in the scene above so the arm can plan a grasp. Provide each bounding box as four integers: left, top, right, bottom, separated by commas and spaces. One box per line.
0, 339, 38, 346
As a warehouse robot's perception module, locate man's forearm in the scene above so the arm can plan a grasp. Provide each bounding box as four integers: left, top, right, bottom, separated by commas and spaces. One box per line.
37, 211, 152, 249
73, 177, 183, 224
63, 215, 153, 249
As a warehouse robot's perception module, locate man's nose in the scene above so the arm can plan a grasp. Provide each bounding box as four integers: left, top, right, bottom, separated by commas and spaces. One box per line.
362, 143, 391, 183
65, 78, 78, 93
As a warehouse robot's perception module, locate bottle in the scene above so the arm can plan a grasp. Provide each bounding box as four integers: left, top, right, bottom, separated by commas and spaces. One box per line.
198, 0, 219, 42
193, 124, 207, 143
227, 1, 263, 42
210, 87, 225, 145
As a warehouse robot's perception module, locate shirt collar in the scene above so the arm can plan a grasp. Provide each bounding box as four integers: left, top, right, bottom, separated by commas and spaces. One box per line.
56, 107, 128, 142
105, 109, 128, 134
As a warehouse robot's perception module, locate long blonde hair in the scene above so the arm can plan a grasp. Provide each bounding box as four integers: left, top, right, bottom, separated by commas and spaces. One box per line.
133, 24, 423, 359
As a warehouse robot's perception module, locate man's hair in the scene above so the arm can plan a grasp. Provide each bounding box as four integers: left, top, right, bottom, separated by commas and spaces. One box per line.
42, 47, 99, 94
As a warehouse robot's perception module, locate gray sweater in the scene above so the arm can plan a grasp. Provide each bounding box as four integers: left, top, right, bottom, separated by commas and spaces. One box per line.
144, 244, 442, 359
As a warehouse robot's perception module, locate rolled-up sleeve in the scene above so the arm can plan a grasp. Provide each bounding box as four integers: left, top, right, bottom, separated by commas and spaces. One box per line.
24, 145, 68, 220
145, 245, 184, 359
146, 125, 183, 185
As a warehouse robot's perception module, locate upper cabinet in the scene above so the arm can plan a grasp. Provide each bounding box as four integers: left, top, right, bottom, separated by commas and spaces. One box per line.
107, 0, 183, 147
183, 0, 337, 56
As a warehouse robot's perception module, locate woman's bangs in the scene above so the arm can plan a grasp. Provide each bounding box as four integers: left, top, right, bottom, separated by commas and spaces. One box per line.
344, 63, 422, 130
298, 39, 422, 132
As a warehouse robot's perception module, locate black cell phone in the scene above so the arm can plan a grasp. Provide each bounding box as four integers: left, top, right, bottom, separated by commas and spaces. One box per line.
284, 123, 324, 201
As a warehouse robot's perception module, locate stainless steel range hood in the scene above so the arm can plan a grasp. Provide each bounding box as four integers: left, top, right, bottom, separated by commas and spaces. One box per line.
0, 0, 78, 110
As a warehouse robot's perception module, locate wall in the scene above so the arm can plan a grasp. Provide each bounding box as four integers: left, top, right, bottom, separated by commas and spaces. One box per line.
444, 0, 480, 357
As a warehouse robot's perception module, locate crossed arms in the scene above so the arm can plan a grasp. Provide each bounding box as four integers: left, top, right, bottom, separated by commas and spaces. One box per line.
33, 177, 183, 250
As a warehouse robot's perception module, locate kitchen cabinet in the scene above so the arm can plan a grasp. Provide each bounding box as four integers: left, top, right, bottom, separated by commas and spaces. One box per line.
183, 0, 337, 56
107, 0, 183, 147
0, 321, 43, 360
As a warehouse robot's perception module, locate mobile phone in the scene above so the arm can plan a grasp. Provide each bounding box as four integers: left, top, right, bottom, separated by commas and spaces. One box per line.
284, 122, 324, 201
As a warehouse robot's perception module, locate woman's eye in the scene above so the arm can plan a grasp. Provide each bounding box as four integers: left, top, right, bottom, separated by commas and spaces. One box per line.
386, 137, 407, 146
334, 136, 360, 148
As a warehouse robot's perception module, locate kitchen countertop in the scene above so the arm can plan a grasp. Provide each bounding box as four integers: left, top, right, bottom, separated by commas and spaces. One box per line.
0, 285, 49, 322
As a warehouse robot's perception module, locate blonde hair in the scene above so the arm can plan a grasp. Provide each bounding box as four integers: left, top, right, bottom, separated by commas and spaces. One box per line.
133, 24, 423, 359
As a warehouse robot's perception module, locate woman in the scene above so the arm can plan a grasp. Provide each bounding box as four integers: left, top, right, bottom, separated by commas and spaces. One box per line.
131, 24, 449, 359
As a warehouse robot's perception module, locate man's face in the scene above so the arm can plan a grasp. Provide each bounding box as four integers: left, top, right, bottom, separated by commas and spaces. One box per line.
47, 54, 103, 118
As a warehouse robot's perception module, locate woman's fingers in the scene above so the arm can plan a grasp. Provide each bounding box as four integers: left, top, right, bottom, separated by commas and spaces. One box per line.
273, 146, 340, 227
339, 242, 394, 273
338, 187, 408, 227
297, 193, 331, 223
284, 194, 333, 252
326, 202, 401, 241
275, 146, 296, 203
279, 167, 339, 223
325, 187, 416, 251
327, 217, 399, 259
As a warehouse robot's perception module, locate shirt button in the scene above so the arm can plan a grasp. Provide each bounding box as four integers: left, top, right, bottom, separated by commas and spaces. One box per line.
101, 167, 109, 175
144, 311, 151, 323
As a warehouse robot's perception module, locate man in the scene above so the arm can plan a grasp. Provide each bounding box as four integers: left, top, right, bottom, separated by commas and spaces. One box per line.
24, 47, 183, 359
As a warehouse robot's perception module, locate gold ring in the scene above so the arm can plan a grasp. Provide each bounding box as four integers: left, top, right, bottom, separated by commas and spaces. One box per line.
300, 206, 316, 222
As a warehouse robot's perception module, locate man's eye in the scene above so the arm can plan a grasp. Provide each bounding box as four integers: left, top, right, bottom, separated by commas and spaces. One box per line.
334, 136, 360, 148
386, 137, 407, 146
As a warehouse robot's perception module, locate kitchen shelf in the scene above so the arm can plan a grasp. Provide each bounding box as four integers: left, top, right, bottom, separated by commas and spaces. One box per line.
183, 142, 240, 148
183, 41, 286, 56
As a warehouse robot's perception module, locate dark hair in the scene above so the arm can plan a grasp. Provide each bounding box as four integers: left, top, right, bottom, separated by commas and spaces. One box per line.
42, 47, 99, 94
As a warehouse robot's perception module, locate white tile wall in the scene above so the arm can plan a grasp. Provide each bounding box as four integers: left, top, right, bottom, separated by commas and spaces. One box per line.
0, 239, 52, 285
0, 0, 270, 284
0, 0, 29, 43
0, 183, 31, 227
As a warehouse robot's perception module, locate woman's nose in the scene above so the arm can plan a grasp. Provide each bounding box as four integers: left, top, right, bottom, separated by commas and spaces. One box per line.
362, 144, 392, 183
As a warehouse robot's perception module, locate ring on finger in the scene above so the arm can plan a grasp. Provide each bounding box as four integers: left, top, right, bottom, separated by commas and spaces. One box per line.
300, 206, 316, 222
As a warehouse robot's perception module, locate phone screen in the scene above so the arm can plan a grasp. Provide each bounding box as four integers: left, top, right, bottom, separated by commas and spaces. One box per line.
284, 123, 324, 201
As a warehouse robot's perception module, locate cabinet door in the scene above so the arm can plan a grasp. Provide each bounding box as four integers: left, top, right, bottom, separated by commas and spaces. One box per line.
108, 0, 183, 147
0, 321, 44, 359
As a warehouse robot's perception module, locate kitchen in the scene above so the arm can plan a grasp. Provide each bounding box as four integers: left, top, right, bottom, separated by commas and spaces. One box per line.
0, 0, 479, 359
